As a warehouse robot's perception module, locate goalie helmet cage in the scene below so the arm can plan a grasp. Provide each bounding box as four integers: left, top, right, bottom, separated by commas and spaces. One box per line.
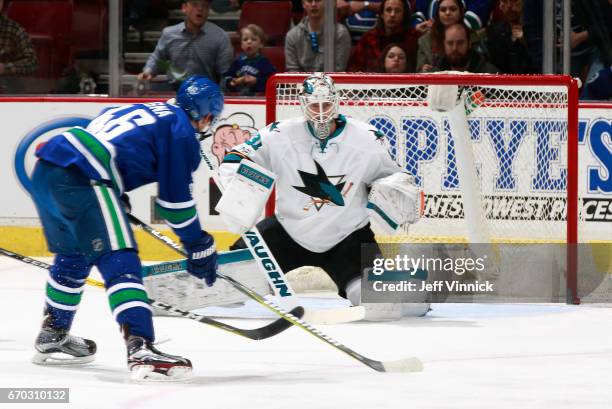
265, 73, 580, 304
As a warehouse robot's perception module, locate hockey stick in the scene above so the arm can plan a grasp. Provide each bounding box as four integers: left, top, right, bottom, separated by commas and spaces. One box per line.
199, 143, 365, 324
0, 247, 302, 341
127, 216, 423, 372
0, 250, 104, 288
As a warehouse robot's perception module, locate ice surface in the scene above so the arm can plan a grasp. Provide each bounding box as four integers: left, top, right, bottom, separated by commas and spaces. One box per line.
1, 257, 611, 409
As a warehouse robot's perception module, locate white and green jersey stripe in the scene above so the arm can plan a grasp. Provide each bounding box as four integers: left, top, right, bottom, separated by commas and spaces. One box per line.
64, 127, 125, 194
92, 183, 135, 250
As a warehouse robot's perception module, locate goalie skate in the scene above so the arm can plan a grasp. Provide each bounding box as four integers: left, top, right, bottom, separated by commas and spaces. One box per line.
127, 336, 192, 382
32, 327, 96, 366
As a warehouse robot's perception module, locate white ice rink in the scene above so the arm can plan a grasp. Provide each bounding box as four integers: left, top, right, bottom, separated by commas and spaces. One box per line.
1, 257, 612, 409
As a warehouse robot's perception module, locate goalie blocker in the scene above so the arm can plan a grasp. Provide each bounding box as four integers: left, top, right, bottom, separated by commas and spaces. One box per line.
215, 161, 276, 234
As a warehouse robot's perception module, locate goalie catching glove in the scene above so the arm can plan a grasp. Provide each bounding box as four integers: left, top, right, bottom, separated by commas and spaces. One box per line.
367, 172, 422, 234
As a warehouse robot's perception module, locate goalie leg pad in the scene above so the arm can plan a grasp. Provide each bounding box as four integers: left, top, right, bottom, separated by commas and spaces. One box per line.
345, 277, 431, 321
144, 257, 273, 312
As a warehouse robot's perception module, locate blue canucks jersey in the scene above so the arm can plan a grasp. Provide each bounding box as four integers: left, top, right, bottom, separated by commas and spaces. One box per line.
36, 102, 203, 243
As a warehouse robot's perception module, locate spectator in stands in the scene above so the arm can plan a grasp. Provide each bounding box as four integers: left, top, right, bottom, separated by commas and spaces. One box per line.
431, 23, 498, 73
138, 0, 233, 86
574, 0, 612, 99
483, 0, 534, 73
582, 66, 612, 100
223, 24, 277, 96
379, 43, 410, 72
0, 0, 38, 92
285, 0, 351, 72
348, 0, 419, 72
337, 0, 382, 42
412, 0, 494, 32
416, 0, 483, 72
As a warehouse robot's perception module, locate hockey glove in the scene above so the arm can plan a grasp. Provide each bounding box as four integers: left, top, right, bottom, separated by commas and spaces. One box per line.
368, 172, 422, 234
183, 231, 218, 286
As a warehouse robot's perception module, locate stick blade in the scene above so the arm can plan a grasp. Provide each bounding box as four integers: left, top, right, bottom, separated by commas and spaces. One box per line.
381, 357, 424, 373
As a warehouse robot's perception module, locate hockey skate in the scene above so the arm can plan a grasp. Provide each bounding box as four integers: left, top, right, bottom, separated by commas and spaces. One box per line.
32, 327, 97, 366
127, 336, 192, 381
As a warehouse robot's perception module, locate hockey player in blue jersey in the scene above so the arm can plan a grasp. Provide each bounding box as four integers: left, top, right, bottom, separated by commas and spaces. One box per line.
28, 75, 223, 381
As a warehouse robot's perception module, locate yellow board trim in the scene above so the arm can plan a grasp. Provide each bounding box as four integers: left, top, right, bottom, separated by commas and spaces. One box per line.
0, 226, 240, 261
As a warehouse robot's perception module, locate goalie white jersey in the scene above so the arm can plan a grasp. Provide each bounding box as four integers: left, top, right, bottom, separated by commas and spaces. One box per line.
219, 114, 402, 252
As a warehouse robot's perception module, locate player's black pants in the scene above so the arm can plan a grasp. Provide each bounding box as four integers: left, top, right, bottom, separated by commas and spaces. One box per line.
230, 216, 380, 298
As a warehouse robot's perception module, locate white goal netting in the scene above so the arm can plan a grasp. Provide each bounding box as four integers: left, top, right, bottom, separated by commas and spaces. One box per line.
267, 74, 587, 300
268, 73, 579, 245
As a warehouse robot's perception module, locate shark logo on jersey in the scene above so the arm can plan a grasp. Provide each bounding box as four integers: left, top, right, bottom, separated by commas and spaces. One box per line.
293, 160, 350, 210
269, 121, 280, 132
372, 129, 385, 142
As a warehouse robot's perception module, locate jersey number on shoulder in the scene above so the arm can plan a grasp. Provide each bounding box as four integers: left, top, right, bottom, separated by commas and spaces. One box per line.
87, 107, 156, 141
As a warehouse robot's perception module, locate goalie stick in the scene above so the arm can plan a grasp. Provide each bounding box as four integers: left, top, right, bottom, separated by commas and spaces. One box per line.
0, 247, 302, 341
198, 140, 365, 324
128, 215, 424, 372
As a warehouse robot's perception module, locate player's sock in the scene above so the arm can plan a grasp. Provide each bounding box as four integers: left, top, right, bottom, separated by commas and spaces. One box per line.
126, 334, 192, 381
97, 250, 155, 341
44, 254, 91, 330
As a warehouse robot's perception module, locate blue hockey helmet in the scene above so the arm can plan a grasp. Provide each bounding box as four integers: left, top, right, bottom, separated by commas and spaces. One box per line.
176, 75, 224, 122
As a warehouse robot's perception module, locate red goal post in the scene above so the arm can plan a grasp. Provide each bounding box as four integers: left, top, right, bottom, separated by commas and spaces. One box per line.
264, 73, 580, 303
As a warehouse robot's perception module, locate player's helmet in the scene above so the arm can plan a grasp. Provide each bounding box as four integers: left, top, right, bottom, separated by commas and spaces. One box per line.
176, 75, 224, 123
298, 73, 339, 140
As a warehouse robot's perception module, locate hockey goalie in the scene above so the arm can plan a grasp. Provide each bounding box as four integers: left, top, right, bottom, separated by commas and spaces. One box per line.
211, 73, 430, 321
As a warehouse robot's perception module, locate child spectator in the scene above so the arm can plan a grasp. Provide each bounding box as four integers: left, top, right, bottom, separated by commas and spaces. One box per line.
379, 43, 411, 72
223, 24, 277, 96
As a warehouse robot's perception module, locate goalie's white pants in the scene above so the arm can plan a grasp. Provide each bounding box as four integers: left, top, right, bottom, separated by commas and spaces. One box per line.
345, 278, 430, 321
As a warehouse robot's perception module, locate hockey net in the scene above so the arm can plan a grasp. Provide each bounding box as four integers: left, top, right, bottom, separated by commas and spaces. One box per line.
266, 73, 581, 301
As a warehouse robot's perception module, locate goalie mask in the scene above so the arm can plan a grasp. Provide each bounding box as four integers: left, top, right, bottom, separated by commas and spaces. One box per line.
298, 73, 339, 140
